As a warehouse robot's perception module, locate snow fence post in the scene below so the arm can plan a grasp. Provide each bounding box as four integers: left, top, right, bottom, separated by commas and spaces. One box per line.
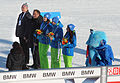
101, 66, 107, 83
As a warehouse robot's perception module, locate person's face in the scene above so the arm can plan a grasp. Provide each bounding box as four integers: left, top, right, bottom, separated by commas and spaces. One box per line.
100, 40, 104, 46
43, 17, 48, 22
52, 22, 56, 25
67, 27, 70, 32
21, 6, 28, 12
33, 11, 39, 19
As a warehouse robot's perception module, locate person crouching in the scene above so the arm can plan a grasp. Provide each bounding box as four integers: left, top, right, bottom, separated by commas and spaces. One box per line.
6, 42, 26, 71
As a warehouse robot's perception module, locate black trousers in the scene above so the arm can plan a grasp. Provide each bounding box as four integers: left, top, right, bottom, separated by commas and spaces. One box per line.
19, 37, 29, 64
31, 43, 40, 68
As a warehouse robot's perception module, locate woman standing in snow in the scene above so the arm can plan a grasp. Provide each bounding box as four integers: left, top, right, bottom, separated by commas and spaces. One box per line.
36, 13, 52, 69
62, 24, 76, 68
49, 17, 63, 68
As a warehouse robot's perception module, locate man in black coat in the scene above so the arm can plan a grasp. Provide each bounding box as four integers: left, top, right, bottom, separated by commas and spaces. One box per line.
29, 9, 43, 47
29, 9, 43, 69
15, 3, 32, 66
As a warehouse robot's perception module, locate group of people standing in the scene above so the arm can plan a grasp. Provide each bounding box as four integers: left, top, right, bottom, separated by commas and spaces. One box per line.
6, 3, 76, 71
6, 3, 114, 71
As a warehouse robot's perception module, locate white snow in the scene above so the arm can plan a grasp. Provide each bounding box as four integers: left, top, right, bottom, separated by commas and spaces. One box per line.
0, 0, 120, 72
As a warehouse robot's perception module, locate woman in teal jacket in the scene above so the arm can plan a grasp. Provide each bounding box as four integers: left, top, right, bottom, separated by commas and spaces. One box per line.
62, 24, 76, 68
37, 13, 52, 69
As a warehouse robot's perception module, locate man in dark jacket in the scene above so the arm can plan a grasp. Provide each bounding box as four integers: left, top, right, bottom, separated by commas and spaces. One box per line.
29, 9, 43, 69
15, 3, 32, 66
29, 9, 43, 47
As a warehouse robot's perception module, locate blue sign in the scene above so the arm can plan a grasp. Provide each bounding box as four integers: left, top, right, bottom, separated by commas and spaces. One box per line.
41, 12, 61, 19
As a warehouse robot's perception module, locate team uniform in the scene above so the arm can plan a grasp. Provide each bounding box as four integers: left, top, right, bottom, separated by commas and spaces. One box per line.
35, 13, 52, 69
50, 17, 63, 68
62, 24, 76, 67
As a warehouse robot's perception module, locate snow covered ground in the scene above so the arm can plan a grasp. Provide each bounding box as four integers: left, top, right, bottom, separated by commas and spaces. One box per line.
0, 0, 120, 72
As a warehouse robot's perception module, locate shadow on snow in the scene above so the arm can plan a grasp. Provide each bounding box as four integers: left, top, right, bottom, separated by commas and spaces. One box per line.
0, 39, 13, 72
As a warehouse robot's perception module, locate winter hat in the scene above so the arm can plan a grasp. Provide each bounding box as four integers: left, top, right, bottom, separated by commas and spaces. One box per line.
100, 39, 106, 46
44, 13, 51, 20
68, 24, 75, 31
52, 17, 59, 24
22, 3, 28, 8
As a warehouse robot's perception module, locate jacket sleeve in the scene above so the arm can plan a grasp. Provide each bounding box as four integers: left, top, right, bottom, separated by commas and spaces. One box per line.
6, 54, 12, 69
33, 34, 39, 44
15, 14, 21, 37
48, 25, 53, 33
64, 35, 76, 48
44, 25, 52, 35
54, 28, 63, 41
108, 45, 114, 61
95, 49, 102, 60
24, 12, 32, 38
26, 12, 32, 20
39, 15, 43, 24
16, 14, 20, 27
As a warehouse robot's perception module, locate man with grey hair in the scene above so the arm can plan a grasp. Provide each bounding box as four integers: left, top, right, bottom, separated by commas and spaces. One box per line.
15, 3, 32, 69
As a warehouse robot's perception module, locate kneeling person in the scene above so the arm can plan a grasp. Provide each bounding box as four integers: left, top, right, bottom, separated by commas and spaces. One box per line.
6, 42, 25, 71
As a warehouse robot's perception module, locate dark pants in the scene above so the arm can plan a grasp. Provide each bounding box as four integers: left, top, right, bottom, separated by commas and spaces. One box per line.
31, 43, 40, 68
19, 37, 29, 64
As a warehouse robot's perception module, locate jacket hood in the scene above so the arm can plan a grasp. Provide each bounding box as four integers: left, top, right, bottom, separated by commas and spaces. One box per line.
86, 30, 107, 48
44, 13, 51, 20
95, 40, 107, 50
52, 17, 59, 24
68, 24, 75, 31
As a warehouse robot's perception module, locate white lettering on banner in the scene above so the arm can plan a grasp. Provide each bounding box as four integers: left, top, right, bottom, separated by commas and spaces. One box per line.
0, 67, 101, 82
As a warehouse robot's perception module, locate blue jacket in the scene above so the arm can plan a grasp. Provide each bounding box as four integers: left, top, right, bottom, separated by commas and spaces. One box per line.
62, 31, 76, 56
50, 24, 63, 48
85, 31, 107, 66
36, 21, 52, 45
95, 40, 114, 66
